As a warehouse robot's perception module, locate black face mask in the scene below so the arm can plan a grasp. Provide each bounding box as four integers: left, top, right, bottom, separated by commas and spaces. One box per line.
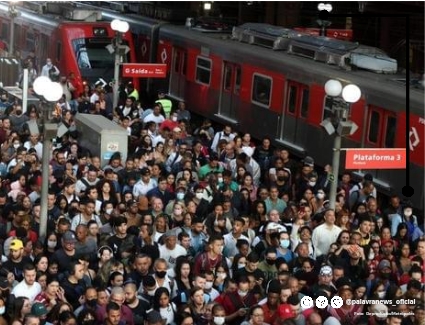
381, 272, 391, 279
86, 299, 97, 308
156, 271, 167, 279
277, 176, 285, 182
266, 259, 275, 266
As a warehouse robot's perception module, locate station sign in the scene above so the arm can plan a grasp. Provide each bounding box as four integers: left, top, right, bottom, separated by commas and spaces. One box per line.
122, 63, 167, 78
345, 148, 406, 169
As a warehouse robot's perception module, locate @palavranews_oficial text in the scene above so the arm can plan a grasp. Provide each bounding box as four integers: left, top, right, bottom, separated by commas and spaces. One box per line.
346, 298, 416, 306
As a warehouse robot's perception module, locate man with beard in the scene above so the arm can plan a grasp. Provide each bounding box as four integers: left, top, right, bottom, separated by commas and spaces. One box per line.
126, 253, 152, 289
124, 282, 149, 324
51, 231, 81, 274
3, 239, 32, 281
159, 230, 186, 278
11, 263, 41, 302
188, 217, 207, 256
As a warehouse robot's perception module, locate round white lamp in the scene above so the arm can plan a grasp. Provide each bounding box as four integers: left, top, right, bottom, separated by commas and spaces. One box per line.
324, 79, 343, 97
342, 84, 361, 103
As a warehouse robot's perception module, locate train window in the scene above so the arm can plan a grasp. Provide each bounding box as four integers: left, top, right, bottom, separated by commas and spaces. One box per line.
287, 85, 297, 114
72, 38, 130, 69
252, 74, 272, 107
56, 42, 62, 62
234, 66, 241, 95
384, 115, 397, 147
182, 52, 187, 75
1, 23, 7, 40
368, 110, 380, 143
300, 88, 309, 118
26, 31, 35, 51
196, 57, 211, 85
224, 65, 232, 91
174, 51, 180, 73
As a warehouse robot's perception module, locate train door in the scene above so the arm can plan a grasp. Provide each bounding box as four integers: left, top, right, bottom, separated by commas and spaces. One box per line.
218, 62, 241, 121
366, 106, 397, 148
280, 81, 309, 145
169, 47, 186, 100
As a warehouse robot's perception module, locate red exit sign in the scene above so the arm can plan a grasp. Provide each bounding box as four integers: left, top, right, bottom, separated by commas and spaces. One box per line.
122, 63, 167, 78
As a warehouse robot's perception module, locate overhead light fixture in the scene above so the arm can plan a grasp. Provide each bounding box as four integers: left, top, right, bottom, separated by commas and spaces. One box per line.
203, 2, 212, 11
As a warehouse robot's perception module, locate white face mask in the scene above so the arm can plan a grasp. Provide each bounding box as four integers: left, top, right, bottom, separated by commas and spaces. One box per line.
204, 281, 213, 290
173, 208, 182, 216
368, 251, 375, 260
238, 289, 248, 297
377, 291, 386, 299
0, 307, 5, 315
217, 272, 227, 280
217, 177, 224, 183
317, 193, 325, 200
404, 209, 412, 217
171, 116, 178, 122
237, 263, 245, 269
47, 240, 57, 249
309, 181, 316, 187
176, 192, 185, 201
106, 208, 113, 215
196, 192, 204, 200
214, 317, 225, 325
147, 288, 157, 296
13, 143, 20, 149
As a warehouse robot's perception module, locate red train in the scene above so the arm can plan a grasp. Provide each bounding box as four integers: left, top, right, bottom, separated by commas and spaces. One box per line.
0, 2, 139, 93
12, 2, 425, 212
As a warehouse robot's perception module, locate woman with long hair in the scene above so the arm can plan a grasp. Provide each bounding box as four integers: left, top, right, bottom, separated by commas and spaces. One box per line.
44, 232, 59, 259
253, 200, 268, 226
152, 142, 166, 164
46, 302, 73, 325
335, 209, 352, 231
34, 276, 67, 311
240, 173, 257, 203
9, 297, 31, 325
153, 287, 176, 325
97, 179, 118, 206
188, 286, 207, 325
173, 256, 193, 297
393, 223, 410, 249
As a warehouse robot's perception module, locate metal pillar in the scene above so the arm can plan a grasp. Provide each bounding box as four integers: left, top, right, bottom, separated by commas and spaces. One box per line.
329, 134, 342, 210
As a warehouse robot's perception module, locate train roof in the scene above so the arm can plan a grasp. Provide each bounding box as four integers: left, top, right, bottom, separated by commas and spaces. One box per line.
159, 23, 424, 116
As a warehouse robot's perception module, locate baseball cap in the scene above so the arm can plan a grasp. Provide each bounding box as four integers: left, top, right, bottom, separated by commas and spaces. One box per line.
31, 303, 48, 317
146, 310, 163, 324
319, 265, 333, 276
303, 156, 314, 167
265, 222, 287, 232
378, 259, 391, 271
62, 231, 77, 243
10, 239, 24, 250
164, 229, 177, 239
277, 304, 295, 320
381, 239, 394, 246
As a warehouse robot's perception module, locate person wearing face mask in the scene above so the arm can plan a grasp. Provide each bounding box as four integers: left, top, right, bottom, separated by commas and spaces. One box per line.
258, 248, 278, 286
73, 287, 99, 317
210, 304, 227, 325
275, 231, 295, 263
401, 203, 424, 241
159, 112, 179, 133
41, 58, 60, 80
217, 275, 258, 325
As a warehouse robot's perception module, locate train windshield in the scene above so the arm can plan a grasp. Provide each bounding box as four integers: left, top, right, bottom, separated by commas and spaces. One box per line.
72, 38, 130, 81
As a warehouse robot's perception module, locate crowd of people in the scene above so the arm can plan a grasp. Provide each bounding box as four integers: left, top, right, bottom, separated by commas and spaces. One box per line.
0, 75, 423, 325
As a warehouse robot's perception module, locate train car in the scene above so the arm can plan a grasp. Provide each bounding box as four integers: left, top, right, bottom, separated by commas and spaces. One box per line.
154, 23, 424, 211
0, 2, 138, 92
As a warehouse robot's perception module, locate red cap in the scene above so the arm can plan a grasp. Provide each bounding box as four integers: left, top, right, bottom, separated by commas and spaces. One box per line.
278, 304, 295, 320
381, 239, 394, 246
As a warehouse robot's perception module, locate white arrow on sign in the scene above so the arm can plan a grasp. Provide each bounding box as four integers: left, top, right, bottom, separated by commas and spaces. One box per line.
96, 78, 107, 88
409, 126, 420, 151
